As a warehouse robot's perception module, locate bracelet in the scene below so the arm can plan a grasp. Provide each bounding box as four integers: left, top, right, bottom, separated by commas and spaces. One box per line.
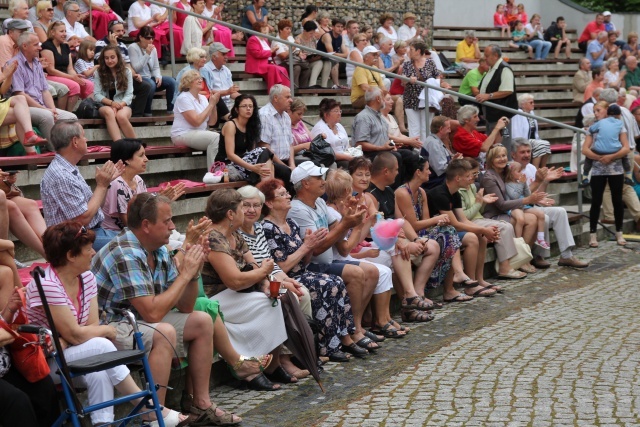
191, 273, 201, 281
178, 247, 187, 255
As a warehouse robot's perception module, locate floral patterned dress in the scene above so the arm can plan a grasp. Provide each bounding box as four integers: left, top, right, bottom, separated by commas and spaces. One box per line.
262, 218, 355, 356
398, 184, 461, 288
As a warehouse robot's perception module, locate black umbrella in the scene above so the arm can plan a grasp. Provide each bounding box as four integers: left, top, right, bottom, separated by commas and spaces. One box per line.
280, 291, 324, 392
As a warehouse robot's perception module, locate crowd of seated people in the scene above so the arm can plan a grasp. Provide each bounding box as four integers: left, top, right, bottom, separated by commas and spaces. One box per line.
8, 3, 640, 424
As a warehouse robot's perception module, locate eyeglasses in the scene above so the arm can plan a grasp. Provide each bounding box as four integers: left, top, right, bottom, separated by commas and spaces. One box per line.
69, 8, 80, 12
74, 225, 87, 239
242, 202, 263, 210
331, 109, 342, 114
142, 35, 154, 40
238, 104, 254, 109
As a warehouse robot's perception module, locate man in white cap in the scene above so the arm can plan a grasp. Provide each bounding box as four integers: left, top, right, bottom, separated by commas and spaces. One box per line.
350, 45, 385, 109
287, 161, 381, 357
603, 11, 621, 39
204, 42, 240, 112
397, 12, 428, 42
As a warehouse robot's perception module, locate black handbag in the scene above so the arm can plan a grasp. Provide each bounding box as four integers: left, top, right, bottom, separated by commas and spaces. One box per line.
75, 98, 102, 119
303, 134, 335, 167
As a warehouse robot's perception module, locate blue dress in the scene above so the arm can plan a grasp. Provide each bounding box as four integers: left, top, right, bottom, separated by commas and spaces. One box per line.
262, 218, 355, 356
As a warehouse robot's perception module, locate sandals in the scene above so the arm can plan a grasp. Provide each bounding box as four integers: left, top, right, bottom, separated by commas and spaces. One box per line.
401, 295, 432, 311
265, 365, 297, 383
370, 320, 406, 338
497, 269, 527, 280
443, 293, 473, 303
401, 308, 434, 322
190, 404, 242, 426
453, 276, 479, 288
342, 342, 368, 358
469, 286, 496, 298
246, 373, 280, 391
519, 264, 537, 274
355, 336, 380, 352
364, 330, 385, 343
616, 231, 627, 246
328, 350, 351, 362
228, 354, 272, 380
481, 283, 504, 294
147, 409, 188, 427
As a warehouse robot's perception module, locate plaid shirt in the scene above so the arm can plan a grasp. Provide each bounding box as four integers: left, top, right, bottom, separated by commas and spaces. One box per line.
92, 229, 179, 323
259, 102, 293, 160
40, 154, 104, 228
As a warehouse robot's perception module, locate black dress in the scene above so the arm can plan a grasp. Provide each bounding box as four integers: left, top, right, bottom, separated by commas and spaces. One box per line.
41, 40, 71, 73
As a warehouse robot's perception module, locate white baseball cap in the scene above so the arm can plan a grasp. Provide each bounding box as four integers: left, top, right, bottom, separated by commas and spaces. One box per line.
291, 161, 329, 184
362, 46, 380, 56
603, 11, 612, 16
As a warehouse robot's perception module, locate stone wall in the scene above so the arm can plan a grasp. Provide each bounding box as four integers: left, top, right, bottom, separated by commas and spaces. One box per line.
220, 0, 434, 43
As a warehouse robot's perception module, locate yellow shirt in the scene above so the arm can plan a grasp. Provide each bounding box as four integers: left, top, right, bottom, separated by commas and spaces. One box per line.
351, 66, 385, 103
455, 40, 477, 63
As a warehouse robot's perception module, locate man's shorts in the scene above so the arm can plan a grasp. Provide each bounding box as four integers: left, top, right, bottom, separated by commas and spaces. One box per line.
110, 311, 190, 358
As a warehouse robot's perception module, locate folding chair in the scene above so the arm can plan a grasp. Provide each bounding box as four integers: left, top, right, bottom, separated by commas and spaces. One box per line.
21, 266, 166, 427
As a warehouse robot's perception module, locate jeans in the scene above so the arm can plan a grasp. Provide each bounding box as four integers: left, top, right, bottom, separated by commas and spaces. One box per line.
528, 39, 552, 59
142, 76, 177, 114
92, 226, 119, 251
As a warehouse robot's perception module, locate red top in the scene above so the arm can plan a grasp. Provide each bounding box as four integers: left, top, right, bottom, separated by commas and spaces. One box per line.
578, 21, 605, 43
452, 126, 487, 158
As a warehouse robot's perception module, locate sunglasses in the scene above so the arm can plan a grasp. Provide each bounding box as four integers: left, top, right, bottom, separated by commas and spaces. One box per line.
75, 225, 87, 239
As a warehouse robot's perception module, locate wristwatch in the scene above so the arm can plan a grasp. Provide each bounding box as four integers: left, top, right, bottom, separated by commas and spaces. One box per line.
489, 93, 494, 99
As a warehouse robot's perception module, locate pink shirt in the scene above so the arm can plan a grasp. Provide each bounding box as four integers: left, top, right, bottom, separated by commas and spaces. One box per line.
102, 175, 147, 232
26, 267, 97, 329
494, 13, 507, 27
291, 120, 313, 146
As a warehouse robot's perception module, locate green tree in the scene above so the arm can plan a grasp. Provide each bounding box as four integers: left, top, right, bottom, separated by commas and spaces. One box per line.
572, 0, 640, 12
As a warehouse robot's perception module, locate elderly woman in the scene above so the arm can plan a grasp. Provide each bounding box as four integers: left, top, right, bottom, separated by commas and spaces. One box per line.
41, 21, 94, 112
346, 33, 368, 86
257, 179, 361, 362
452, 105, 506, 162
3, 0, 33, 33
324, 170, 400, 337
622, 32, 640, 63
202, 189, 297, 389
381, 92, 420, 154
95, 46, 136, 142
181, 0, 214, 56
459, 158, 526, 280
423, 116, 459, 189
236, 185, 311, 379
295, 21, 323, 87
311, 98, 353, 169
245, 21, 290, 92
401, 40, 450, 144
219, 94, 276, 184
524, 14, 552, 60
455, 30, 481, 70
33, 0, 54, 43
129, 26, 178, 115
583, 101, 630, 247
604, 58, 625, 90
26, 221, 187, 427
480, 144, 545, 271
289, 98, 313, 154
377, 12, 398, 43
172, 70, 220, 172
173, 47, 217, 106
316, 10, 331, 35
511, 93, 552, 168
273, 19, 310, 89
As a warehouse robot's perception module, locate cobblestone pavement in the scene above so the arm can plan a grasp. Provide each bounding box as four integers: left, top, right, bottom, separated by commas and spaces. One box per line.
208, 242, 640, 426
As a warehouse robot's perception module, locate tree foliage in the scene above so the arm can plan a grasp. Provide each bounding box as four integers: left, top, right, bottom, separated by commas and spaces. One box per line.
571, 0, 640, 13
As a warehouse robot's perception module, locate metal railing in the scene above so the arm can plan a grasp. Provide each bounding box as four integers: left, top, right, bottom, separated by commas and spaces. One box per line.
140, 0, 588, 214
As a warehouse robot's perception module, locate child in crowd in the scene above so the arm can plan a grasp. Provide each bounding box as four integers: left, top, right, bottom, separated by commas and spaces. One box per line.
516, 3, 528, 26
505, 161, 551, 250
509, 20, 533, 59
494, 4, 510, 38
74, 40, 98, 82
583, 103, 631, 181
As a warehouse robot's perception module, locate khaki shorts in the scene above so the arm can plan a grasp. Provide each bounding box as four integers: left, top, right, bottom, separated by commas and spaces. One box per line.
110, 311, 190, 358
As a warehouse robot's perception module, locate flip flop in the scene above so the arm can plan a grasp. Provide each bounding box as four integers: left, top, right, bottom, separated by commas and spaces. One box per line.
443, 293, 473, 303
470, 286, 496, 298
453, 277, 479, 288
497, 269, 527, 280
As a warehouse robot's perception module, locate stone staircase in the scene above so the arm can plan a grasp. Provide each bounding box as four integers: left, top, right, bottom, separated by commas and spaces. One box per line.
2, 25, 625, 262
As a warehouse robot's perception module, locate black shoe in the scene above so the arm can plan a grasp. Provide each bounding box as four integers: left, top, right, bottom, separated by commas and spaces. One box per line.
264, 366, 297, 384
342, 343, 368, 358
247, 373, 279, 391
328, 351, 350, 362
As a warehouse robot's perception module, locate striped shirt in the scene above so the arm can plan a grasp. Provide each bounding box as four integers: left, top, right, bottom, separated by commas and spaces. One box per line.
26, 267, 97, 328
259, 102, 293, 161
238, 222, 283, 275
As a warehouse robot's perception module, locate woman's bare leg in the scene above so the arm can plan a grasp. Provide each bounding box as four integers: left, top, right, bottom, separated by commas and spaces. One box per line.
6, 200, 44, 257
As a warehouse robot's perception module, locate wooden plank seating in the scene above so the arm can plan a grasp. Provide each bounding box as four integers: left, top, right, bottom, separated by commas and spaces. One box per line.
146, 180, 247, 197
77, 114, 174, 127
297, 88, 351, 95
0, 145, 196, 169
433, 26, 577, 34
550, 144, 573, 153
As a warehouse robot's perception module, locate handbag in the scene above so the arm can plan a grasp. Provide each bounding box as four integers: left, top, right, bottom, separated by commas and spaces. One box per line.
0, 290, 50, 383
0, 179, 22, 199
494, 237, 533, 271
75, 98, 102, 119
302, 134, 335, 167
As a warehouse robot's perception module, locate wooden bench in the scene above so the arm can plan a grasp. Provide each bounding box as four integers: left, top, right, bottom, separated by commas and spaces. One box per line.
433, 26, 577, 34
550, 144, 573, 153
0, 145, 196, 169
77, 115, 174, 127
